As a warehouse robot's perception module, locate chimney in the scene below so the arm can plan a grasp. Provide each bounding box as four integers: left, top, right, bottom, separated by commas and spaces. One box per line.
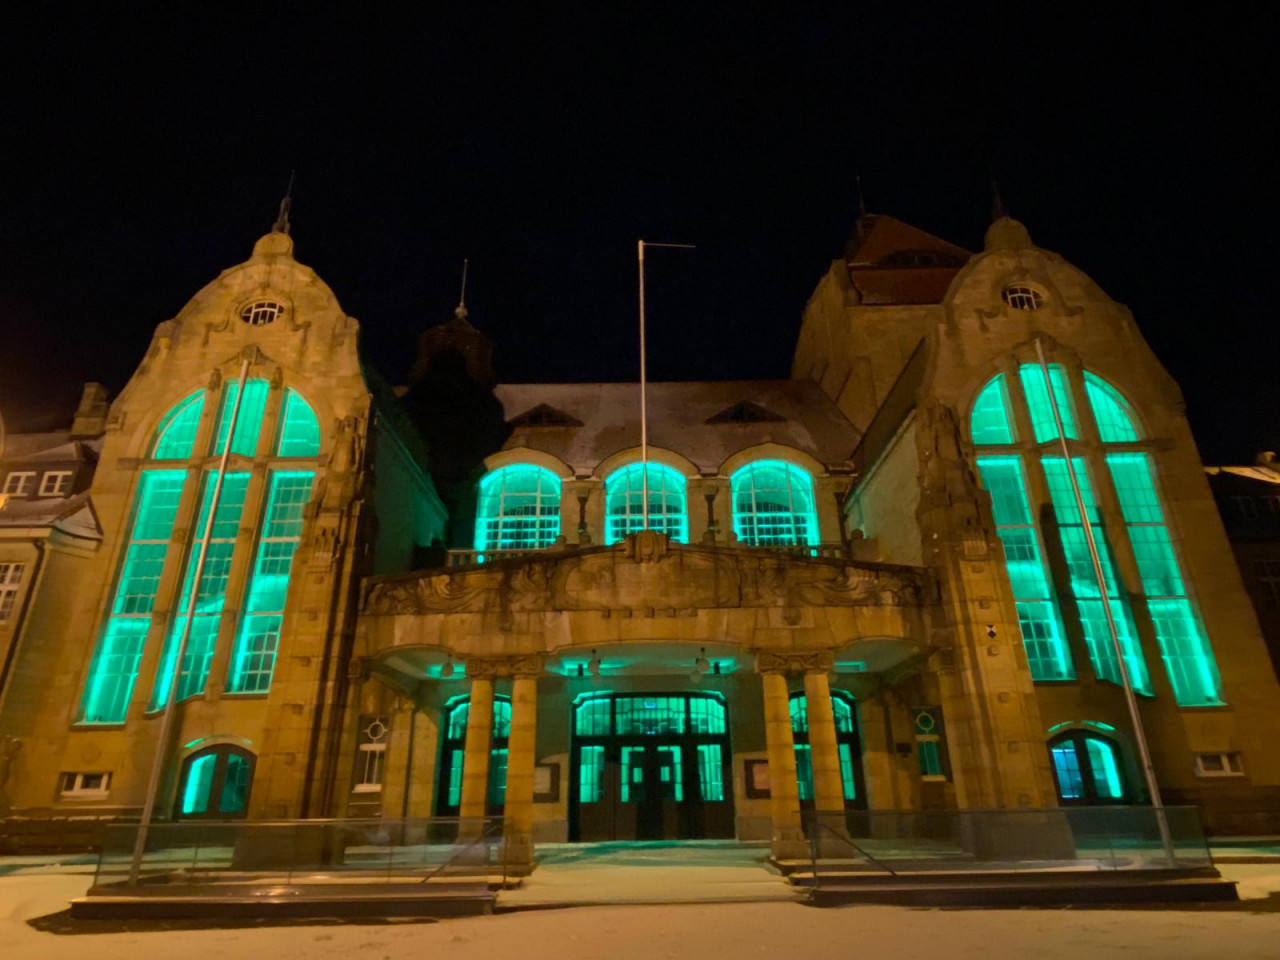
71, 383, 110, 437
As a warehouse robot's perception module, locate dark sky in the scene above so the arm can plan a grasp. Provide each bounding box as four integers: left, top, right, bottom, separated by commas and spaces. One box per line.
1, 4, 1276, 462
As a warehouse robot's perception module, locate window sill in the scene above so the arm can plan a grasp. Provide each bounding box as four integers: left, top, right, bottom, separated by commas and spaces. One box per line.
59, 791, 111, 801
351, 785, 383, 794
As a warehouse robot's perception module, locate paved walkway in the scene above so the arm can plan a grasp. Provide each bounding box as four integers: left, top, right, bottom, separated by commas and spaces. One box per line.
499, 840, 803, 907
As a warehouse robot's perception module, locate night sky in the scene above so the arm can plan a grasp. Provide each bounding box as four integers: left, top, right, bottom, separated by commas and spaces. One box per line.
1, 5, 1275, 462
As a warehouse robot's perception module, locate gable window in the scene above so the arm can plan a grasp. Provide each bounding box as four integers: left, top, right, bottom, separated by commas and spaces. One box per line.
79, 381, 321, 724
969, 367, 1222, 705
0, 562, 25, 622
38, 471, 73, 497
239, 300, 284, 326
474, 464, 561, 554
731, 460, 819, 548
604, 462, 688, 544
3, 472, 35, 496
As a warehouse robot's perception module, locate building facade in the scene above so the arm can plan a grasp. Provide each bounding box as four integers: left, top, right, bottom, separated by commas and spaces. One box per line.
2, 208, 1278, 861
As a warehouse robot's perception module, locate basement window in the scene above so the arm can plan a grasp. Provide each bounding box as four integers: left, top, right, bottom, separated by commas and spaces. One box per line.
1001, 285, 1045, 311
1194, 752, 1244, 778
60, 771, 112, 797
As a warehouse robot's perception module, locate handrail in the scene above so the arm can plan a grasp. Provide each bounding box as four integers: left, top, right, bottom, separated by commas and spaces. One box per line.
418, 820, 505, 886
810, 821, 898, 880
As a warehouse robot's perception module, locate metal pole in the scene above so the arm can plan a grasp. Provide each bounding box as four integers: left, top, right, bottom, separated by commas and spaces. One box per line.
129, 357, 252, 883
638, 240, 649, 530
1034, 338, 1176, 864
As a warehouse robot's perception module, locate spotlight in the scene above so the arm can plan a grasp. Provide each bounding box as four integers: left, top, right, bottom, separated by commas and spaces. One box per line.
587, 650, 602, 677
694, 647, 710, 675
440, 655, 455, 679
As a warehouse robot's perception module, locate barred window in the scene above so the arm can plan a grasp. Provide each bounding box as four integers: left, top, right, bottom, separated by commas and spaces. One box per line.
0, 562, 25, 622
239, 300, 284, 326
1001, 285, 1044, 311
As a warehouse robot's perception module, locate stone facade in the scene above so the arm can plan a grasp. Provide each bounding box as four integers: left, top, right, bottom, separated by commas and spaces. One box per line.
2, 207, 1279, 860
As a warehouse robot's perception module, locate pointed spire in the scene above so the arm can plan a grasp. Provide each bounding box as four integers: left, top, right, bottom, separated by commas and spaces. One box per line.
273, 170, 295, 235
855, 170, 868, 219
455, 257, 470, 320
990, 177, 1008, 222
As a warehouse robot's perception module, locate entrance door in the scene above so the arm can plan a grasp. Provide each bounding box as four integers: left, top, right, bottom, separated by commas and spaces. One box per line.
176, 745, 255, 819
571, 693, 733, 842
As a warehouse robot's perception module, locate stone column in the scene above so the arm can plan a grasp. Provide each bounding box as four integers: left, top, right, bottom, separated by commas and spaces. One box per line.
803, 668, 847, 822
758, 662, 805, 861
458, 671, 495, 834
502, 659, 542, 874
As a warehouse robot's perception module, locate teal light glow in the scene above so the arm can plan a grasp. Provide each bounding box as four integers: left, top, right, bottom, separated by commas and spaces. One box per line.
181, 753, 216, 814
1085, 737, 1125, 799
618, 745, 682, 802
604, 462, 688, 544
970, 374, 1015, 445
579, 745, 605, 803
789, 691, 859, 803
1041, 457, 1150, 693
276, 389, 321, 457
227, 471, 314, 694
80, 470, 186, 724
977, 456, 1074, 681
211, 379, 269, 457
1050, 742, 1085, 799
219, 753, 252, 813
474, 464, 561, 553
1047, 719, 1118, 735
1084, 373, 1140, 442
730, 460, 819, 547
1106, 453, 1223, 705
440, 695, 511, 810
150, 472, 250, 709
698, 744, 725, 801
152, 391, 205, 459
1019, 363, 1078, 442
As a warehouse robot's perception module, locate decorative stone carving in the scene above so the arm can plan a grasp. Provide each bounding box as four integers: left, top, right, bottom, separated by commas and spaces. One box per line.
618, 530, 669, 563
755, 651, 836, 676
466, 655, 545, 680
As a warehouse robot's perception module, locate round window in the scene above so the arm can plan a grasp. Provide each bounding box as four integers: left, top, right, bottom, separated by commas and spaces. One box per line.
1001, 285, 1044, 311
239, 300, 284, 326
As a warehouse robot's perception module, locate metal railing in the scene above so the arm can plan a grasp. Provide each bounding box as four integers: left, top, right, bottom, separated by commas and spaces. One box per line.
89, 817, 506, 896
801, 807, 1214, 885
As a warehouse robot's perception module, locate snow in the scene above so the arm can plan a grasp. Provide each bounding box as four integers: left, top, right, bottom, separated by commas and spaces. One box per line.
2, 862, 1280, 959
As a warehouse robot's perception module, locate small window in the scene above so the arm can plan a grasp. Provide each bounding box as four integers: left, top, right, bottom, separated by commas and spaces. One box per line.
353, 715, 389, 793
1234, 496, 1258, 520
1254, 560, 1280, 607
3, 472, 35, 496
0, 562, 26, 622
60, 771, 112, 797
912, 706, 949, 781
1194, 752, 1244, 777
239, 300, 284, 326
39, 471, 73, 497
1001, 285, 1044, 311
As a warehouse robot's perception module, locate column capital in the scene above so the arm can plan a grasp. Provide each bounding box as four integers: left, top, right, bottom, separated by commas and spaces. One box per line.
466, 654, 545, 681
755, 650, 834, 676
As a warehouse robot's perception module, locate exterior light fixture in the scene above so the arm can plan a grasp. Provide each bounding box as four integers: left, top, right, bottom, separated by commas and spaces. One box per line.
440, 654, 455, 679
694, 647, 710, 675
587, 650, 602, 677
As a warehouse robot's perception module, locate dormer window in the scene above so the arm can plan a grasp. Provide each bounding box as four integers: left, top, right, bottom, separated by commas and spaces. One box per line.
1001, 285, 1045, 311
239, 300, 284, 326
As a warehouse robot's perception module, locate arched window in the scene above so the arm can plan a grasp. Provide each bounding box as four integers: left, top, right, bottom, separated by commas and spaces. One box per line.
731, 460, 819, 547
79, 380, 320, 723
437, 696, 511, 815
788, 691, 864, 807
152, 391, 205, 459
968, 366, 1222, 705
604, 462, 688, 544
474, 465, 561, 553
1048, 730, 1128, 804
176, 744, 255, 819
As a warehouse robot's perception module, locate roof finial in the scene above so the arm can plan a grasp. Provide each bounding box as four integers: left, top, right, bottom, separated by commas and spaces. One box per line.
855, 170, 868, 219
455, 257, 470, 320
273, 170, 295, 235
986, 158, 1008, 222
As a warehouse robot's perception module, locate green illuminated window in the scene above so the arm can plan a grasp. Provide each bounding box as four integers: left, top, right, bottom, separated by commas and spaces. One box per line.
616, 696, 686, 735
153, 391, 205, 459
793, 744, 814, 801
574, 696, 612, 737
438, 695, 511, 813
605, 462, 688, 544
1107, 453, 1222, 705
177, 745, 255, 819
150, 472, 250, 709
1019, 363, 1078, 442
620, 745, 683, 803
227, 471, 313, 693
80, 470, 185, 723
1049, 731, 1127, 804
977, 456, 1074, 680
697, 744, 725, 801
474, 464, 561, 554
1084, 373, 1139, 442
731, 460, 818, 547
1085, 737, 1124, 799
912, 706, 948, 780
789, 691, 862, 805
1042, 457, 1150, 692
970, 374, 1015, 445
211, 379, 269, 456
579, 745, 605, 803
275, 389, 321, 457
1050, 741, 1085, 799
182, 753, 216, 814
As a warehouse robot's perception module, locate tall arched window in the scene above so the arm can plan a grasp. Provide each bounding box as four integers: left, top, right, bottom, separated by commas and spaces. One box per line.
437, 695, 512, 815
788, 691, 864, 806
1048, 729, 1128, 805
79, 381, 322, 723
968, 367, 1221, 705
604, 462, 688, 544
474, 464, 561, 554
176, 744, 255, 819
731, 460, 819, 547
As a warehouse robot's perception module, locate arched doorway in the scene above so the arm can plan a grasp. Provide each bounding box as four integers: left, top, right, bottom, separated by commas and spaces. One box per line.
570, 692, 734, 841
175, 745, 255, 819
1049, 730, 1130, 804
436, 695, 511, 815
789, 691, 866, 809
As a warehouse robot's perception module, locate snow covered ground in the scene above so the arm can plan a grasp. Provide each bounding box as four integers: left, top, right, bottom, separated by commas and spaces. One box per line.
2, 862, 1279, 959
